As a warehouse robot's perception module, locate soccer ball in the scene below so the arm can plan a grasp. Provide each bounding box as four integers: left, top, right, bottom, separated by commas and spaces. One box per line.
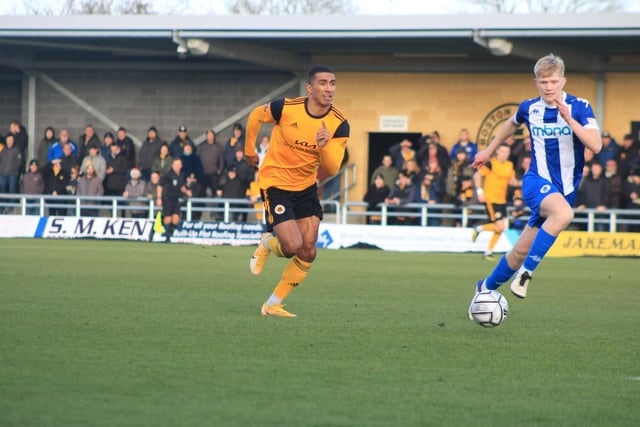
469, 290, 509, 328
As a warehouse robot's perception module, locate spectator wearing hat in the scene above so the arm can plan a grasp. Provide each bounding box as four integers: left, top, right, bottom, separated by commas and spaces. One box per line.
596, 131, 619, 165
47, 129, 77, 162
78, 125, 101, 162
388, 138, 416, 171
616, 133, 640, 180
169, 125, 194, 158
80, 144, 106, 181
138, 126, 164, 182
116, 127, 136, 170
224, 123, 244, 167
123, 167, 147, 218
20, 159, 45, 215
197, 129, 225, 197
36, 127, 56, 168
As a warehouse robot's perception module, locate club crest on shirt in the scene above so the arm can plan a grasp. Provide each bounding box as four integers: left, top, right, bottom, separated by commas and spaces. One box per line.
476, 103, 520, 149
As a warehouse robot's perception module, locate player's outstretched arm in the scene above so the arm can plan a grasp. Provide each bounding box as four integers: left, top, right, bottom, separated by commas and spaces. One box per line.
472, 119, 519, 169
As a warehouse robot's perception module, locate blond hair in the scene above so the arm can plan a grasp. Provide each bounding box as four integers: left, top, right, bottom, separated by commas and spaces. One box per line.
534, 54, 565, 79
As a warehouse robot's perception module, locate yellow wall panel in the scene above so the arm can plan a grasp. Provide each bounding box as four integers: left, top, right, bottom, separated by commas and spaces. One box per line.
335, 71, 637, 201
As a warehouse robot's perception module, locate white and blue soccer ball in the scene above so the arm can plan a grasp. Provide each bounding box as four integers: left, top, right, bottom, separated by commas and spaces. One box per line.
469, 290, 509, 328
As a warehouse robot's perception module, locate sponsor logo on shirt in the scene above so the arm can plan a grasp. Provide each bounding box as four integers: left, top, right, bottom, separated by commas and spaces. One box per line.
531, 125, 572, 137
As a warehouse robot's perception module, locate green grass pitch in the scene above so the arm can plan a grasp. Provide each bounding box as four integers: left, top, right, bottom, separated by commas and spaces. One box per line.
1, 238, 639, 426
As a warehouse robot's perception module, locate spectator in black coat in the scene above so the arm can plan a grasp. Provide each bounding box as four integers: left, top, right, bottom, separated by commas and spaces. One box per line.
42, 158, 69, 216
576, 160, 611, 231
9, 121, 28, 173
218, 167, 248, 223
104, 143, 129, 196
138, 126, 163, 182
180, 143, 204, 181
363, 173, 390, 224
77, 124, 101, 162
116, 127, 137, 170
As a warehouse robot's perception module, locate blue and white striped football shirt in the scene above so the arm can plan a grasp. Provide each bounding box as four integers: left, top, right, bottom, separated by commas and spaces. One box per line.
514, 92, 599, 195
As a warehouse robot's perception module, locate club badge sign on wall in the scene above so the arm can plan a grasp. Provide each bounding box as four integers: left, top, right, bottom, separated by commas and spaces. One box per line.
476, 103, 520, 149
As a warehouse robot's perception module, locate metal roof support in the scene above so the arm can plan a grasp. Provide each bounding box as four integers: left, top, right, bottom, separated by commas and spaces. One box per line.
595, 73, 606, 129
26, 72, 36, 161
37, 72, 143, 147
192, 76, 302, 145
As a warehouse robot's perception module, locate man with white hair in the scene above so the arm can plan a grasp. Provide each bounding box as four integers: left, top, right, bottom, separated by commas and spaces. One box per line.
123, 167, 147, 218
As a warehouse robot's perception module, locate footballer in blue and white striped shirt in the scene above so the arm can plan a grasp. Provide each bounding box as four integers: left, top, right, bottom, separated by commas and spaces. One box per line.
471, 53, 603, 303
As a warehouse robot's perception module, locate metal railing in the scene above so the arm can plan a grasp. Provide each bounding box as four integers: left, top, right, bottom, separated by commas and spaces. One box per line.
318, 163, 358, 205
0, 193, 341, 224
1, 193, 640, 232
340, 201, 640, 232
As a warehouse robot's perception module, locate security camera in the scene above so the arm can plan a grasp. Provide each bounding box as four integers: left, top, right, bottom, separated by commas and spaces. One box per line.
176, 45, 188, 60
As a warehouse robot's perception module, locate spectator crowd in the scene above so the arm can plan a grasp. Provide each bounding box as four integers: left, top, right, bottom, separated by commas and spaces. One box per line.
365, 128, 640, 229
0, 121, 268, 220
2, 121, 640, 229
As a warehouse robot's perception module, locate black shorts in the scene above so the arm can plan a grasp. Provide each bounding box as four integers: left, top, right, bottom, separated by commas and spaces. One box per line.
162, 198, 182, 217
260, 184, 323, 231
485, 202, 507, 222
